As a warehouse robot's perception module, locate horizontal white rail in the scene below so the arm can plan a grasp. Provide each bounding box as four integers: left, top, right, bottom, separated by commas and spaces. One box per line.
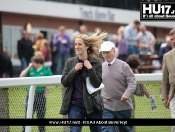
0, 74, 163, 88
135, 73, 162, 84
0, 73, 163, 132
0, 75, 62, 88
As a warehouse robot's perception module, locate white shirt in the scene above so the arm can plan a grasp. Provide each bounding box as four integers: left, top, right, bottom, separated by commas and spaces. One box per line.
37, 67, 42, 72
105, 58, 116, 66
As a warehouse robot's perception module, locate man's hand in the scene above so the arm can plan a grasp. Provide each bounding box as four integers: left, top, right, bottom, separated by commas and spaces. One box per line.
57, 37, 62, 41
75, 63, 83, 71
143, 45, 149, 49
163, 99, 169, 108
121, 95, 129, 101
84, 60, 92, 69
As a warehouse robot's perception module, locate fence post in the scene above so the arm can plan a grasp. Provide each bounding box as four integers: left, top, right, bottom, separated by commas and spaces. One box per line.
25, 85, 36, 132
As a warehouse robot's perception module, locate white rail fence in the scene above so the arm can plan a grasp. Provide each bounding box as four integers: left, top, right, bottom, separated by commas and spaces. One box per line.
0, 74, 163, 132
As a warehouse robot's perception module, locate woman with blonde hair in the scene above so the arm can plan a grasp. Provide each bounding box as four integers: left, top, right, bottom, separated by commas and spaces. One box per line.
60, 32, 107, 132
33, 33, 44, 54
116, 26, 128, 61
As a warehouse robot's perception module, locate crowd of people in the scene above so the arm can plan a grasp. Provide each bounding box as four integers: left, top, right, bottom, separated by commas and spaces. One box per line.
1, 20, 175, 132
12, 20, 171, 77
0, 20, 172, 78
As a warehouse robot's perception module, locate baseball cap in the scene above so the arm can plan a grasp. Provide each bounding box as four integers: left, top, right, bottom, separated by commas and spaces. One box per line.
100, 41, 115, 52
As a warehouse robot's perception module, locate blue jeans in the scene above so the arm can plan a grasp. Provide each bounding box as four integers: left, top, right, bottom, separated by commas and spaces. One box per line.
102, 108, 133, 132
127, 46, 139, 55
68, 102, 102, 132
55, 52, 69, 75
20, 57, 30, 71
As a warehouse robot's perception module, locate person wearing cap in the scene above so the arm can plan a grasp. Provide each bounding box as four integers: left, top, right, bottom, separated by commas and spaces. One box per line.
100, 41, 136, 132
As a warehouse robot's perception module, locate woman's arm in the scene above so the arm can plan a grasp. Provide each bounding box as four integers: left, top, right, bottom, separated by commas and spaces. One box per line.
61, 60, 78, 88
87, 59, 102, 88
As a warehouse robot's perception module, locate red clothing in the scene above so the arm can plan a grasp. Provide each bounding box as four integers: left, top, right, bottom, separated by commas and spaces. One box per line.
42, 48, 51, 62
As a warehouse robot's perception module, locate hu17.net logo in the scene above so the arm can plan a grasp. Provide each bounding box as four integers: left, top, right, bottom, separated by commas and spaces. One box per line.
140, 2, 175, 20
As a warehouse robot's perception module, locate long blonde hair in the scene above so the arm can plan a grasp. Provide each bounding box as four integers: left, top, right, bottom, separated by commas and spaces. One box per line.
76, 32, 107, 59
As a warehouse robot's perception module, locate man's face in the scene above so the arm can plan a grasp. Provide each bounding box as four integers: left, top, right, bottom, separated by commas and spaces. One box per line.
102, 48, 115, 62
170, 34, 175, 48
141, 27, 146, 34
134, 24, 140, 31
22, 31, 29, 40
166, 37, 172, 47
80, 26, 87, 34
60, 29, 66, 36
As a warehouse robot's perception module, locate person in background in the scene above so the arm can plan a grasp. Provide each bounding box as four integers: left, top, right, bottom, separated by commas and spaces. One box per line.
40, 39, 52, 70
53, 26, 71, 75
137, 25, 155, 64
0, 52, 13, 78
160, 35, 168, 49
20, 54, 52, 132
33, 33, 44, 55
100, 41, 136, 132
93, 40, 104, 62
110, 35, 119, 58
124, 20, 140, 55
94, 27, 108, 41
116, 26, 128, 61
79, 25, 88, 34
17, 30, 34, 71
70, 31, 80, 57
162, 28, 175, 132
94, 27, 101, 35
126, 55, 157, 110
159, 35, 172, 65
33, 34, 39, 44
50, 34, 57, 75
60, 32, 107, 132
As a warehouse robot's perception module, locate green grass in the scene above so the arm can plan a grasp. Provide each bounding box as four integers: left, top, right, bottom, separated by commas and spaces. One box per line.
134, 84, 171, 132
8, 84, 171, 132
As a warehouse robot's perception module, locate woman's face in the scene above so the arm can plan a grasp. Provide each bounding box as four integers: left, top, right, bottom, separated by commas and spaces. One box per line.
75, 38, 88, 56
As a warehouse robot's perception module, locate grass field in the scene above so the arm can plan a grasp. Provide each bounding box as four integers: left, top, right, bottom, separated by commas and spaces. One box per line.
8, 84, 171, 132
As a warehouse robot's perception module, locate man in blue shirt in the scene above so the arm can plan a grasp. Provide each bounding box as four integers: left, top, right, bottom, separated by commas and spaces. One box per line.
53, 26, 71, 74
124, 20, 140, 55
159, 35, 172, 64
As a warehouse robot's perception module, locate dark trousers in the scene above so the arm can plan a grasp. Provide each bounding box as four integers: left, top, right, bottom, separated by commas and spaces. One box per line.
23, 92, 46, 132
127, 46, 139, 56
54, 52, 69, 75
102, 108, 133, 132
68, 102, 102, 132
20, 57, 31, 71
